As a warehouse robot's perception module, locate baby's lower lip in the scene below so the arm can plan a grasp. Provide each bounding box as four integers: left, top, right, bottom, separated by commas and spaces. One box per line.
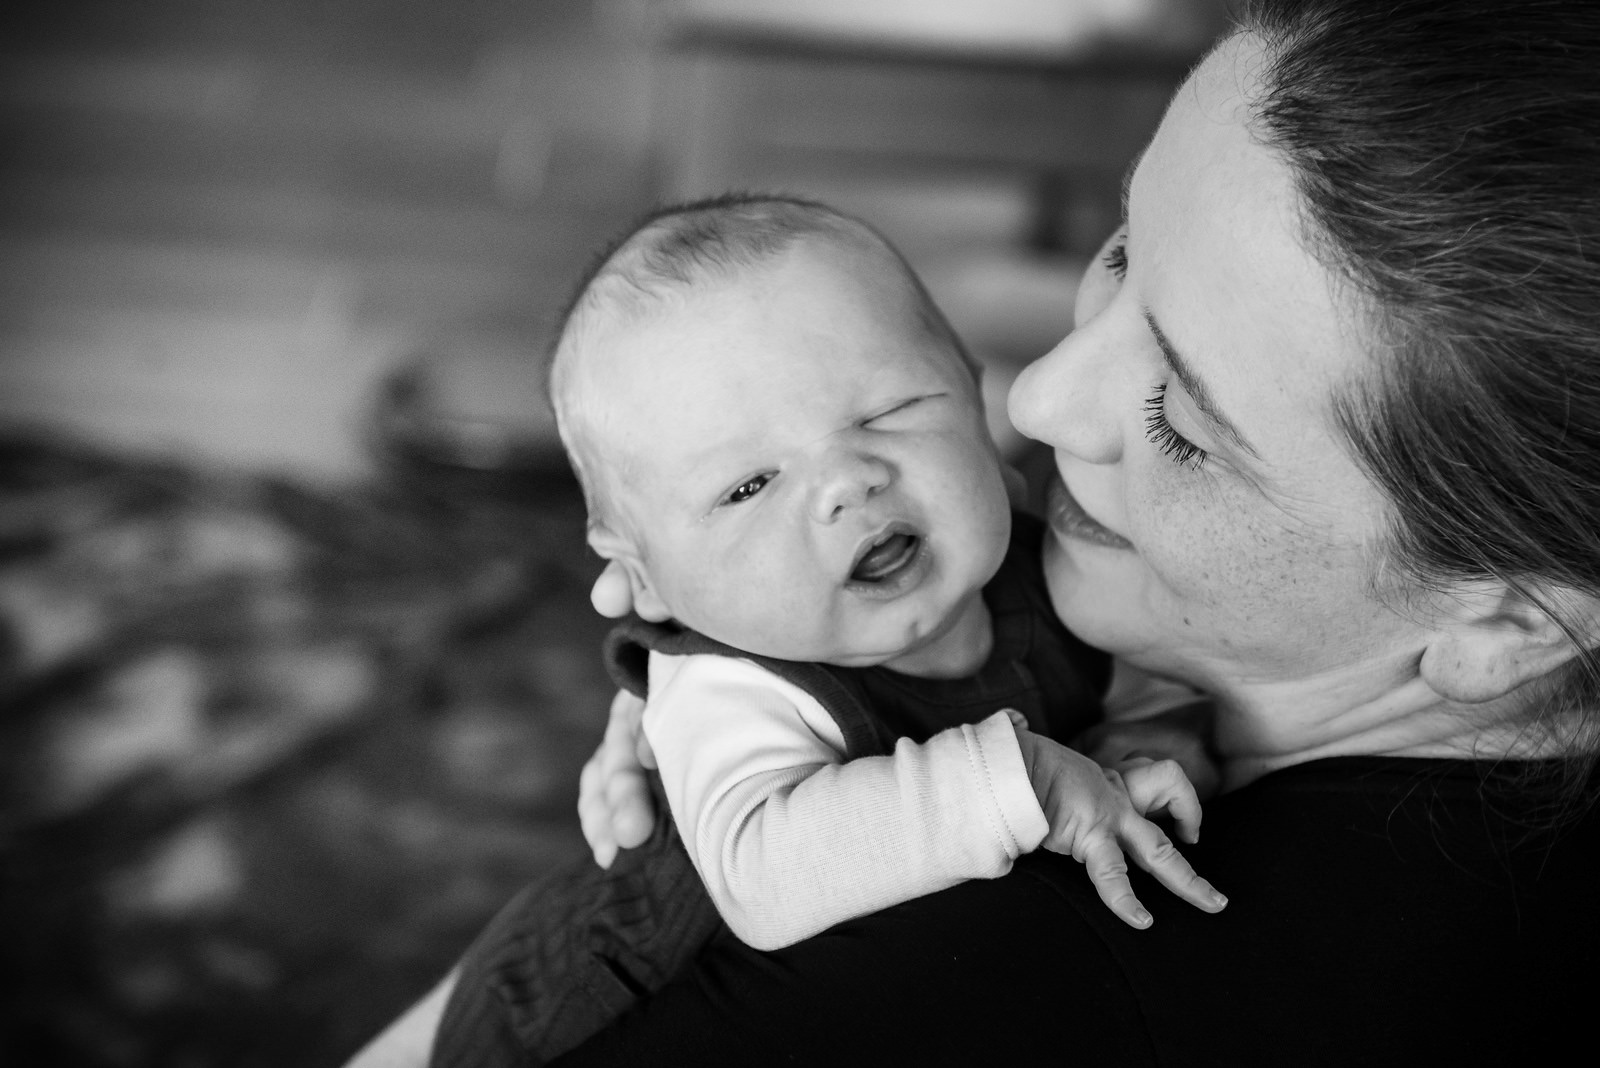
845, 532, 931, 598
1045, 472, 1134, 550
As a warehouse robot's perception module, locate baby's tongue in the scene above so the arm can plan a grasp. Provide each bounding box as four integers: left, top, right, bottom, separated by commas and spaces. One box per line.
852, 533, 914, 582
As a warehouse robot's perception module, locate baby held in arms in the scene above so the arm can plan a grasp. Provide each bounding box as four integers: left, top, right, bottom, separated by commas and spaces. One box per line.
431, 193, 1225, 1068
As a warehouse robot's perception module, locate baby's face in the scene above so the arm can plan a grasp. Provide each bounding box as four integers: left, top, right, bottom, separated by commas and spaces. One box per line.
586, 236, 1011, 670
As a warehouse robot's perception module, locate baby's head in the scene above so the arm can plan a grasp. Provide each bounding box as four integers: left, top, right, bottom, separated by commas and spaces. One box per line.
551, 194, 1012, 672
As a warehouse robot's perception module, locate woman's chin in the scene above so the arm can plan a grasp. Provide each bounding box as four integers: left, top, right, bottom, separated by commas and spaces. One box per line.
1042, 531, 1150, 659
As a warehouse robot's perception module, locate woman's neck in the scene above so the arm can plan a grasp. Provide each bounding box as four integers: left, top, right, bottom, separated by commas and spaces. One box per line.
1211, 669, 1567, 791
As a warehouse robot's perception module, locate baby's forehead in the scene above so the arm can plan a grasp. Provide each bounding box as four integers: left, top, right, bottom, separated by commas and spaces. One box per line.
565, 231, 973, 414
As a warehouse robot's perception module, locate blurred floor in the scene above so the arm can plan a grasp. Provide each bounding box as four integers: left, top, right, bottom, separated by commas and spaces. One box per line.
0, 434, 619, 1066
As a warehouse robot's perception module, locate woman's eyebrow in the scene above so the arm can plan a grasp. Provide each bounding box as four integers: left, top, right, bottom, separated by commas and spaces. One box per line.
1143, 309, 1261, 459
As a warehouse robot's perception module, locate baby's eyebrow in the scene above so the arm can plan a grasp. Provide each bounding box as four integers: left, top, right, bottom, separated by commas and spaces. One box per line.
1143, 309, 1260, 460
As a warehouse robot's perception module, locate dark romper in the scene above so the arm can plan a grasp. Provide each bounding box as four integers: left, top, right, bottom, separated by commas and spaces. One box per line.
431, 513, 1109, 1067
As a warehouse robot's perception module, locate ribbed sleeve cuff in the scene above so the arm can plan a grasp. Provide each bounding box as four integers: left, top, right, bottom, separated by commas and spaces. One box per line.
969, 710, 1048, 855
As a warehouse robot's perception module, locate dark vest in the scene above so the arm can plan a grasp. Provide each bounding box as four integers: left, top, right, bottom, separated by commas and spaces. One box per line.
603, 512, 1109, 758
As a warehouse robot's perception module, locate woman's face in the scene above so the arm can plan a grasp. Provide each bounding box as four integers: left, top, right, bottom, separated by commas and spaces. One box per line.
1007, 33, 1427, 698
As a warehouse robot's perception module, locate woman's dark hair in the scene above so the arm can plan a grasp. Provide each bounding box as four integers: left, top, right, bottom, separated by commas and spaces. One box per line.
1240, 0, 1600, 811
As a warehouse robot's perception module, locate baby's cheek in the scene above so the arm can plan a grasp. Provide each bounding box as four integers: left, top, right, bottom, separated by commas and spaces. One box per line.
687, 543, 831, 656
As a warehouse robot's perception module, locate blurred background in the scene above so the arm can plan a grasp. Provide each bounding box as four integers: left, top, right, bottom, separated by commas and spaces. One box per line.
0, 1, 1225, 1063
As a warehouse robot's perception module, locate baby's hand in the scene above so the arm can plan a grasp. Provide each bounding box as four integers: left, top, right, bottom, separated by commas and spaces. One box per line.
1076, 702, 1222, 802
1118, 758, 1203, 845
1011, 724, 1226, 929
577, 688, 658, 868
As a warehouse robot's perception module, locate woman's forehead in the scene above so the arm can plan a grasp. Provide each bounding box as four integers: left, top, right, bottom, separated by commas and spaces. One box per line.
1135, 32, 1372, 473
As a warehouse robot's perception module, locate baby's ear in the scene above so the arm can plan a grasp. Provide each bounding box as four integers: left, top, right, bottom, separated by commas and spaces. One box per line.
586, 525, 672, 623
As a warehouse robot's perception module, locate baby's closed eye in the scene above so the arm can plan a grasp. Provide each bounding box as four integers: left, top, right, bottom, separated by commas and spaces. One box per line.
863, 394, 946, 428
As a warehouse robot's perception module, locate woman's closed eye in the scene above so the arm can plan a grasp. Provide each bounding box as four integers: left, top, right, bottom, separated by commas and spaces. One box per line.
1104, 229, 1207, 472
1143, 382, 1209, 471
722, 473, 772, 505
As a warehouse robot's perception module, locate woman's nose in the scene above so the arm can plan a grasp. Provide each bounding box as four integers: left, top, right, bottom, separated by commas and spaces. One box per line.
1006, 317, 1125, 465
808, 449, 892, 522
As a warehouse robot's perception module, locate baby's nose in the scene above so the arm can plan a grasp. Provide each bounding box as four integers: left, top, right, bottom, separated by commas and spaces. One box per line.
809, 451, 892, 522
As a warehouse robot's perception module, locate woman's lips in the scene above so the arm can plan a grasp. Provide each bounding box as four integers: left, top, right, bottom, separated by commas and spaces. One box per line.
1045, 472, 1135, 550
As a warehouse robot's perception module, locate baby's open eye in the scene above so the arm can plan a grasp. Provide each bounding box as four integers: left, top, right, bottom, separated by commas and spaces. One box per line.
724, 474, 771, 504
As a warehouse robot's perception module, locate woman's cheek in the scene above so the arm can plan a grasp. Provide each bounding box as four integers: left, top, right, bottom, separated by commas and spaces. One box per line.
1131, 459, 1371, 638
1127, 461, 1276, 613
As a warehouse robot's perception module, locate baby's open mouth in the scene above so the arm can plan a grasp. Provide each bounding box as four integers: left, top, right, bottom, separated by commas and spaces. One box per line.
849, 530, 921, 583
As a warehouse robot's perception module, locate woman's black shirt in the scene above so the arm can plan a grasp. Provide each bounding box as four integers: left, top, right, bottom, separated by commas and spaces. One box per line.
552, 755, 1598, 1067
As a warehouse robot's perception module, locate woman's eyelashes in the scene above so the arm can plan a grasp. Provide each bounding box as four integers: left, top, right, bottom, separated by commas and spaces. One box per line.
1102, 237, 1129, 281
723, 473, 772, 505
1143, 382, 1209, 471
1099, 230, 1206, 471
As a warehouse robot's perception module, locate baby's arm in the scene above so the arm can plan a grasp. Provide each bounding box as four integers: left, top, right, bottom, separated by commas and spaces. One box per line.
645, 653, 1047, 951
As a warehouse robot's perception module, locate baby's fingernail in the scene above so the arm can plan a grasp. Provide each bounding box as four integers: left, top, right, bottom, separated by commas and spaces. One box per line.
1132, 908, 1152, 927
1211, 892, 1228, 909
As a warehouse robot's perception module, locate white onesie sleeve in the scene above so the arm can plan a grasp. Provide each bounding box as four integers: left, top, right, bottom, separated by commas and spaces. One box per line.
642, 651, 1048, 951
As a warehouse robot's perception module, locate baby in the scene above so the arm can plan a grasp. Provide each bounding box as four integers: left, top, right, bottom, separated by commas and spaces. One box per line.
431, 194, 1223, 1068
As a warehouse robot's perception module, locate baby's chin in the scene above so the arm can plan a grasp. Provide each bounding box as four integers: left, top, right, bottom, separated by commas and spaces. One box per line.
845, 594, 995, 678
702, 620, 926, 670
688, 602, 985, 677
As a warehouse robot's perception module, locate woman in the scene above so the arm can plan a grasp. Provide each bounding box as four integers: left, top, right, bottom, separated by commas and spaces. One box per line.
351, 0, 1598, 1062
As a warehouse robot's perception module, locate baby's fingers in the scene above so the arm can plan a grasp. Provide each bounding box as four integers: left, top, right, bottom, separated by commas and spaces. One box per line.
1122, 759, 1203, 844
578, 753, 655, 866
1120, 816, 1228, 915
577, 690, 658, 867
578, 756, 620, 868
1079, 835, 1153, 929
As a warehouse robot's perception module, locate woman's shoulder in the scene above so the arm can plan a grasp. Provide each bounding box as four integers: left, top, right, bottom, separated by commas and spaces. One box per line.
1195, 754, 1599, 908
1216, 752, 1600, 847
893, 754, 1597, 1063
556, 754, 1594, 1066
1071, 754, 1598, 1063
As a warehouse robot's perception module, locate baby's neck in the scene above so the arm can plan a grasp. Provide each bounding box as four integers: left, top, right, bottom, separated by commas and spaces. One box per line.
876, 593, 993, 680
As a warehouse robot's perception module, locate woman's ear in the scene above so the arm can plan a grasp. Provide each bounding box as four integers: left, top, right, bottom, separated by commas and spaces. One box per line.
1418, 579, 1600, 705
586, 525, 672, 623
